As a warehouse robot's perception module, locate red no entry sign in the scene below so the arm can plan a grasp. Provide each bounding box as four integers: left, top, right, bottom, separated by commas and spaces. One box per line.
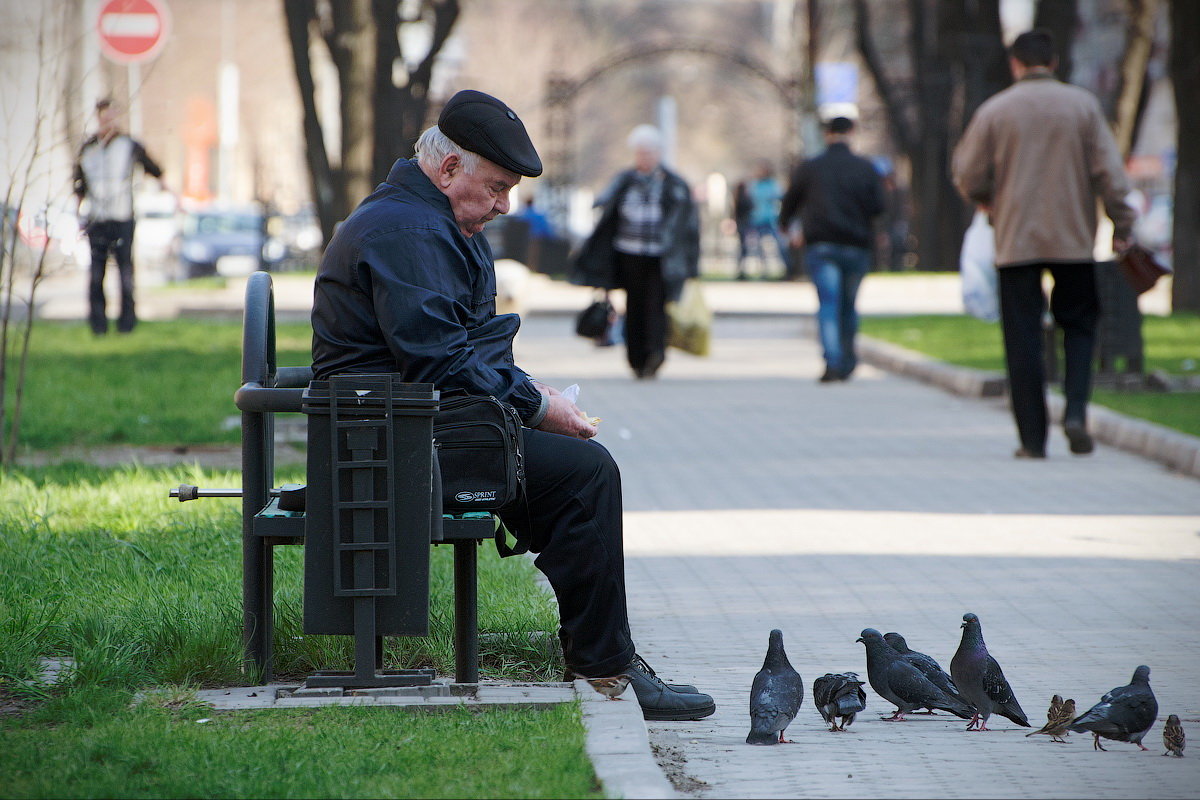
97, 0, 170, 64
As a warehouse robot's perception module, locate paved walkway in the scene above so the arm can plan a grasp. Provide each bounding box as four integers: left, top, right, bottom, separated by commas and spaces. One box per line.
511, 306, 1200, 799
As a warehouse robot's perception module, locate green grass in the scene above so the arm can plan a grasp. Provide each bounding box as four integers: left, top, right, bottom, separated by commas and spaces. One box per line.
860, 313, 1200, 437
0, 695, 600, 799
0, 463, 562, 694
4, 319, 315, 451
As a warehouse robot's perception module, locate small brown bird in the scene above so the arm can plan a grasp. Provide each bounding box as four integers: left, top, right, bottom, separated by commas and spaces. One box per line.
1163, 714, 1185, 757
586, 675, 631, 701
1026, 697, 1075, 743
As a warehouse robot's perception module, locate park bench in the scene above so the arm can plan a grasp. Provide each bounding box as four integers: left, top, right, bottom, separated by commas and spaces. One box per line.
173, 270, 496, 688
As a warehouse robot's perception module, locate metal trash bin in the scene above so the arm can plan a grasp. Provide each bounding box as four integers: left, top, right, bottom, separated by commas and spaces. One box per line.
301, 375, 439, 687
1094, 260, 1144, 379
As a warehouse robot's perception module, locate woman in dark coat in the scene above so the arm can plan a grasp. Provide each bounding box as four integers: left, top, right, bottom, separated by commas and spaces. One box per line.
571, 125, 700, 379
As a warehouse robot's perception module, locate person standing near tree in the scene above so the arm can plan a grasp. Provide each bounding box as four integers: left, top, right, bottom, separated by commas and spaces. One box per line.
778, 116, 885, 382
73, 98, 166, 335
571, 125, 700, 380
952, 29, 1136, 459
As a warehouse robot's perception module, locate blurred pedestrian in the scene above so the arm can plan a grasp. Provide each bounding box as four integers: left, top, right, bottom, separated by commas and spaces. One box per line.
952, 29, 1136, 459
779, 117, 885, 382
731, 178, 752, 278
73, 98, 166, 334
515, 194, 555, 240
572, 124, 700, 379
742, 160, 790, 280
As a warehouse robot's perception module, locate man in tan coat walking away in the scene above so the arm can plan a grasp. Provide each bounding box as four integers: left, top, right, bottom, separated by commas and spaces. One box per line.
952, 29, 1136, 459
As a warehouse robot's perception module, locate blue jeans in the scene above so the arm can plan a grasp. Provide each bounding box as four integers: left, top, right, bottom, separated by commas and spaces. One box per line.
805, 242, 871, 375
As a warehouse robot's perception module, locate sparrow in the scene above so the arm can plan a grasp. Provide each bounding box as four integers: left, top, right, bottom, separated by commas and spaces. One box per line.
1163, 714, 1185, 757
585, 675, 631, 700
1026, 697, 1075, 743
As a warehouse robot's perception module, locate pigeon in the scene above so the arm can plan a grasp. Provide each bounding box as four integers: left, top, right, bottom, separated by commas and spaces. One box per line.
585, 675, 631, 700
949, 612, 1030, 730
812, 672, 867, 731
1026, 697, 1075, 743
747, 629, 804, 745
884, 631, 973, 713
1068, 665, 1158, 751
1163, 714, 1185, 757
856, 628, 975, 721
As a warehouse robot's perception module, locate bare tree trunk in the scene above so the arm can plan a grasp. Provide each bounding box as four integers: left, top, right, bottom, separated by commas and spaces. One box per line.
1033, 0, 1078, 81
1113, 0, 1161, 157
283, 0, 338, 243
1169, 0, 1200, 312
328, 0, 377, 215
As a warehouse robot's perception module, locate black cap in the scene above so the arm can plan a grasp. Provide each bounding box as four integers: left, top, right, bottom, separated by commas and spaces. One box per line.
826, 116, 855, 134
438, 90, 543, 177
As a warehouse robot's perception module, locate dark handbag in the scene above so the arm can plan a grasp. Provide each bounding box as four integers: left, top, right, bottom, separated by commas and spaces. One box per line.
433, 394, 524, 512
575, 292, 614, 339
1117, 243, 1171, 295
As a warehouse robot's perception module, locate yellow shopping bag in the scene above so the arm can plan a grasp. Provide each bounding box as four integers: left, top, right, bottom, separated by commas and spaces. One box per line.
666, 279, 711, 357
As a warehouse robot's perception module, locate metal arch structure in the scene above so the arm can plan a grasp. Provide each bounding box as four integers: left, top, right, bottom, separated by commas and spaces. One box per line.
540, 38, 803, 230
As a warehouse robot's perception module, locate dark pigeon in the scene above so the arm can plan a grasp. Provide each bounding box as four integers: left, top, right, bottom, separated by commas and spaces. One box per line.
857, 628, 974, 721
950, 612, 1030, 730
747, 629, 804, 745
1068, 665, 1158, 751
884, 631, 973, 713
813, 672, 867, 732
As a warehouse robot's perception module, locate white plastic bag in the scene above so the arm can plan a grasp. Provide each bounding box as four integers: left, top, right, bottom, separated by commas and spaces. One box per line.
959, 210, 999, 322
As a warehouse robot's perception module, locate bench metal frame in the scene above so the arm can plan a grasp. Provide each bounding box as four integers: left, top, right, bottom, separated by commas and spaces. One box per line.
231, 271, 490, 684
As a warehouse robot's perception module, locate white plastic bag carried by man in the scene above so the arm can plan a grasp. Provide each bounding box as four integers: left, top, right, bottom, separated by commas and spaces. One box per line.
959, 209, 999, 322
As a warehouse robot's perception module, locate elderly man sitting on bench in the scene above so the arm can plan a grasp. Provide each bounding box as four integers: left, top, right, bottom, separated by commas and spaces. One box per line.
310, 89, 715, 722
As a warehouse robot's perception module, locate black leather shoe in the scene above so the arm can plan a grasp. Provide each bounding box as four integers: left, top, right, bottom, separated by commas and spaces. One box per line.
624, 655, 715, 721
818, 367, 843, 383
1064, 420, 1094, 455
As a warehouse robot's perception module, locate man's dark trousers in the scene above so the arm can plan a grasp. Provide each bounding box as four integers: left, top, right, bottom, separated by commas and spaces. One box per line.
87, 219, 137, 334
498, 428, 635, 678
998, 262, 1099, 454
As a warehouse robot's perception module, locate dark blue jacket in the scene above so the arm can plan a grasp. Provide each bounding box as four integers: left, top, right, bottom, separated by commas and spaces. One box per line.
311, 158, 546, 426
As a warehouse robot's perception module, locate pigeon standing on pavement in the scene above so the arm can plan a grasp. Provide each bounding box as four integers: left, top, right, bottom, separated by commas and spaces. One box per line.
884, 631, 973, 713
1068, 665, 1158, 751
857, 629, 975, 721
1163, 714, 1185, 757
812, 672, 867, 732
949, 612, 1030, 730
1026, 697, 1075, 743
747, 629, 804, 745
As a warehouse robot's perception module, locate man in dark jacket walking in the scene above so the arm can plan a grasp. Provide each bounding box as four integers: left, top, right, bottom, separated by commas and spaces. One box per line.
779, 117, 885, 382
311, 90, 715, 722
571, 125, 700, 379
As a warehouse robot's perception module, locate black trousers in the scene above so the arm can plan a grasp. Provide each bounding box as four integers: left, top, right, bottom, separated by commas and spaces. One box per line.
87, 219, 137, 334
497, 428, 635, 677
998, 262, 1099, 454
616, 252, 667, 377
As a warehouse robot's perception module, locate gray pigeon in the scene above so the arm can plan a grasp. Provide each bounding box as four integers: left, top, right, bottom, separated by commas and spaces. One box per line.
747, 629, 804, 745
812, 672, 867, 731
857, 629, 975, 721
884, 631, 973, 713
949, 612, 1030, 730
1068, 665, 1158, 751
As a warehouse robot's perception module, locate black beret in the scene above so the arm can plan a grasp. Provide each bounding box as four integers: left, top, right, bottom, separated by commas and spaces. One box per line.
826, 116, 855, 134
438, 90, 543, 178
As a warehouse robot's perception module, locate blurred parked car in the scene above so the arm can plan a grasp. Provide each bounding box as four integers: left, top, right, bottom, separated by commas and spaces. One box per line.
173, 206, 285, 280
133, 190, 180, 276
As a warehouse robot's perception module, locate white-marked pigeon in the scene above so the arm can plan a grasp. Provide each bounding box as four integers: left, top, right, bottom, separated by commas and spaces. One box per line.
1026, 697, 1075, 743
884, 631, 973, 713
1163, 714, 1185, 757
949, 612, 1030, 730
813, 672, 867, 731
747, 629, 804, 745
857, 629, 974, 721
1067, 665, 1158, 751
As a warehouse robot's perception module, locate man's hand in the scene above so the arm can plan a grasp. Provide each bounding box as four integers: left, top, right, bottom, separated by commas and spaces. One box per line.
536, 394, 596, 440
1113, 234, 1133, 254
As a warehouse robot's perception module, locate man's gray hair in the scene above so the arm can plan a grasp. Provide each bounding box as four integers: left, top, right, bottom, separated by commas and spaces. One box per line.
627, 124, 663, 153
415, 125, 480, 174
